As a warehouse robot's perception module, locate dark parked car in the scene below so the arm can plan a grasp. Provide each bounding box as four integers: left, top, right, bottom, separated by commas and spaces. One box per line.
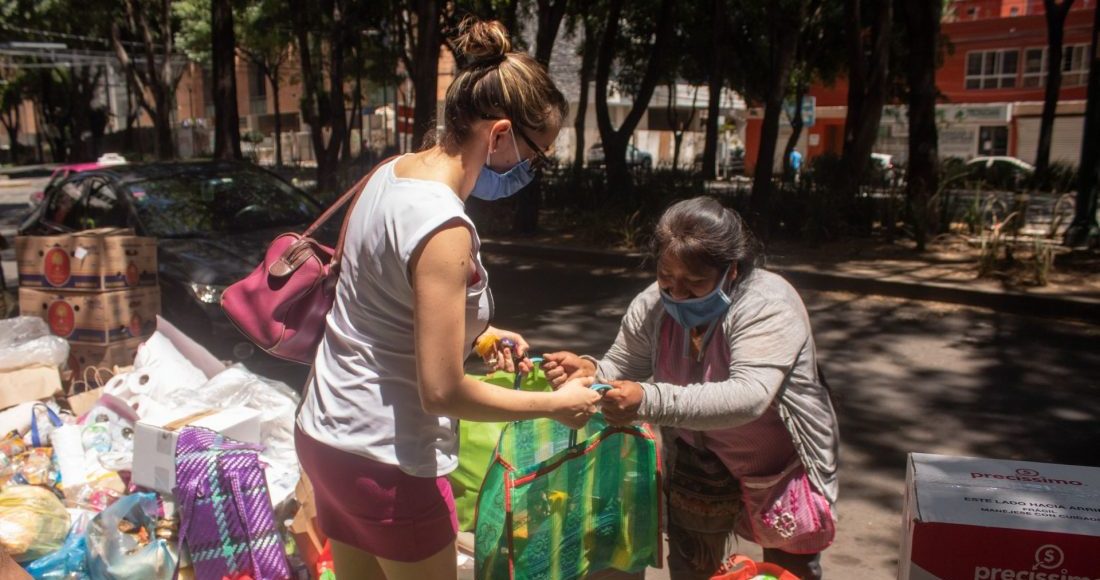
18, 161, 334, 386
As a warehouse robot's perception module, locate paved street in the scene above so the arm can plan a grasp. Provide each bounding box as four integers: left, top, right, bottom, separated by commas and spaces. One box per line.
4, 184, 1099, 578
478, 252, 1100, 579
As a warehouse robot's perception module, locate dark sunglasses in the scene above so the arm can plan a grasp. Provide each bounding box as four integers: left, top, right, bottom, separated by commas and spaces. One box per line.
513, 127, 554, 170
482, 115, 553, 169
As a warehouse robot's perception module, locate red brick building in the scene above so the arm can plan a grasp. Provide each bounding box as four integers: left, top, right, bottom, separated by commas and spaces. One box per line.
745, 0, 1096, 173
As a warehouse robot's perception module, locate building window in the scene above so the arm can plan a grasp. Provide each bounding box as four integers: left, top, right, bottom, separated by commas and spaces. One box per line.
248, 64, 268, 115
978, 126, 1008, 156
966, 50, 1018, 90
250, 65, 267, 99
1061, 45, 1091, 86
1022, 45, 1091, 88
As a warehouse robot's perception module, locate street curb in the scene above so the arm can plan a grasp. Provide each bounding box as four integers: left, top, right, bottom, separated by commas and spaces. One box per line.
0, 179, 32, 189
480, 240, 1100, 322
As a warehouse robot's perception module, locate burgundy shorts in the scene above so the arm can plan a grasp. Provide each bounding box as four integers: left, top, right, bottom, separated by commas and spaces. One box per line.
295, 427, 458, 562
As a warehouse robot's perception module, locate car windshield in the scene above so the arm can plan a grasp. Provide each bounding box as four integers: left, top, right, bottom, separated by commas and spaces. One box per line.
129, 168, 318, 238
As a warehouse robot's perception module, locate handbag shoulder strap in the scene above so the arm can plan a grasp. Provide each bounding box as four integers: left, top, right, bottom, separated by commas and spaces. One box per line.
300, 156, 400, 263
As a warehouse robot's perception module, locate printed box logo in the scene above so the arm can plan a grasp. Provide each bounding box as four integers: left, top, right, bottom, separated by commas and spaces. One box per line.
126, 262, 140, 286
47, 300, 75, 337
1034, 545, 1064, 570
44, 247, 71, 286
974, 544, 1099, 580
970, 468, 1084, 487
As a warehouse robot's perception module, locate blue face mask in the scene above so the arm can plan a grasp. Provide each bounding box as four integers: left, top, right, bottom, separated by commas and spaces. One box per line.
470, 128, 535, 201
659, 267, 734, 330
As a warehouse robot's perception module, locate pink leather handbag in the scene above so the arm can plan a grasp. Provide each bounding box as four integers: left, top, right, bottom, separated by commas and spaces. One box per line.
221, 160, 391, 364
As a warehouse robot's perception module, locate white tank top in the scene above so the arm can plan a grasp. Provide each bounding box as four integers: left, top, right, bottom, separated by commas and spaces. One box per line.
296, 157, 494, 477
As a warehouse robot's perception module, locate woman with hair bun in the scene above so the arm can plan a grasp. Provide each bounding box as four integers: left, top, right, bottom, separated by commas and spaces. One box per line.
545, 198, 840, 579
294, 17, 601, 578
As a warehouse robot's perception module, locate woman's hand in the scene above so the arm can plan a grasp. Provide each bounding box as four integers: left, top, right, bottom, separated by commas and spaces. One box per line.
542, 351, 597, 388
550, 376, 601, 429
477, 326, 533, 374
600, 380, 645, 426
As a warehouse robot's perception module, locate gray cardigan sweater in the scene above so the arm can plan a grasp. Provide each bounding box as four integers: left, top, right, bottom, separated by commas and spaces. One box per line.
595, 269, 840, 505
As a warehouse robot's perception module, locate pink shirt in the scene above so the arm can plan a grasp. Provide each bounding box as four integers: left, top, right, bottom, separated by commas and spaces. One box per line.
654, 316, 796, 478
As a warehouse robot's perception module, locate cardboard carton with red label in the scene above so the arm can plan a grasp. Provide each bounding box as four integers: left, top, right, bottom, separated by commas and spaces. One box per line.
19, 287, 161, 344
900, 453, 1100, 580
15, 229, 157, 291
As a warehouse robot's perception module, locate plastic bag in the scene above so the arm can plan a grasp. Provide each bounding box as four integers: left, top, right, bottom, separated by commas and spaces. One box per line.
23, 532, 88, 579
78, 394, 138, 473
451, 367, 550, 532
86, 493, 176, 580
0, 317, 70, 372
156, 364, 301, 506
0, 431, 27, 486
26, 509, 95, 578
0, 485, 71, 563
475, 363, 663, 580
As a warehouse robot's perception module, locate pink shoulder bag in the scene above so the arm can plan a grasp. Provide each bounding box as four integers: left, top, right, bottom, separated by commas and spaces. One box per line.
221, 159, 392, 365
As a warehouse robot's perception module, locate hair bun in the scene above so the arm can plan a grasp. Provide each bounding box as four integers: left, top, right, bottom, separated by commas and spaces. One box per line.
452, 16, 512, 69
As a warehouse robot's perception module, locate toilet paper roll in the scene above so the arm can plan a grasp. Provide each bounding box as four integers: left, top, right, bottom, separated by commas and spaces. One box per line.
50, 425, 87, 490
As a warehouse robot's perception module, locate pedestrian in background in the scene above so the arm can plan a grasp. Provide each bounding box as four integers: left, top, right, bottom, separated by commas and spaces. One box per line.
545, 197, 839, 579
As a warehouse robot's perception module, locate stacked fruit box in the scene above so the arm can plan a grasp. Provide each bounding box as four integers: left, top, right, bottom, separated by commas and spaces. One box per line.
15, 228, 160, 374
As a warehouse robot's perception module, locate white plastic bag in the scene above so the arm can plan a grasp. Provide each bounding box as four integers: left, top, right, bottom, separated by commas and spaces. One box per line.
0, 317, 69, 371
157, 365, 301, 505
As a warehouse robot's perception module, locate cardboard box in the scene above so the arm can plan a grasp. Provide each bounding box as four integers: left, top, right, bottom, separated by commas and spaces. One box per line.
0, 365, 61, 409
19, 287, 160, 344
16, 229, 157, 291
131, 406, 262, 494
899, 453, 1100, 579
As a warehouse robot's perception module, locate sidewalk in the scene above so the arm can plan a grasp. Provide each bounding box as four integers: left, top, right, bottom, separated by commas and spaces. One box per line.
480, 237, 1100, 322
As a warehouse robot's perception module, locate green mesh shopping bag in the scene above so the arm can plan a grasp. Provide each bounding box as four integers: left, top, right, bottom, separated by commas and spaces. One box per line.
452, 368, 551, 532
474, 387, 663, 580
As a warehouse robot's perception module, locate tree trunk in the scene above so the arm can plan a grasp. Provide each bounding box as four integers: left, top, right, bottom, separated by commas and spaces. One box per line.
410, 0, 443, 149
69, 68, 97, 162
213, 0, 243, 161
2, 119, 17, 164
595, 0, 674, 196
668, 84, 698, 173
1063, 1, 1100, 248
535, 0, 568, 65
837, 0, 890, 197
270, 69, 283, 169
1035, 0, 1075, 183
321, 13, 348, 190
110, 0, 183, 161
749, 3, 801, 241
124, 75, 136, 153
291, 0, 347, 192
572, 18, 597, 181
904, 0, 941, 251
701, 0, 725, 180
782, 82, 806, 182
154, 101, 174, 160
344, 49, 363, 162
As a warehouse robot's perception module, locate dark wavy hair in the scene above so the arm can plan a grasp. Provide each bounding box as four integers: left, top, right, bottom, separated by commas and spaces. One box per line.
651, 197, 763, 285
